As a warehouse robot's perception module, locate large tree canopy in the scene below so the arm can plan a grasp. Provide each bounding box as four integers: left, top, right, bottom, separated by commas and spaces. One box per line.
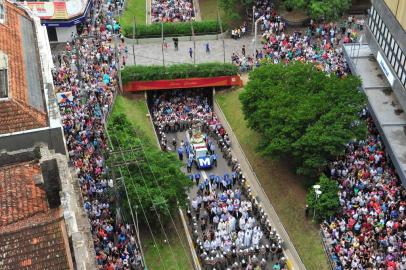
108, 113, 191, 227
283, 0, 351, 21
239, 62, 366, 177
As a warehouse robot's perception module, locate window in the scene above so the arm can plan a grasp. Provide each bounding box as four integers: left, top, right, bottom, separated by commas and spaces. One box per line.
0, 0, 5, 23
402, 72, 406, 86
0, 52, 8, 98
0, 69, 7, 98
396, 62, 402, 78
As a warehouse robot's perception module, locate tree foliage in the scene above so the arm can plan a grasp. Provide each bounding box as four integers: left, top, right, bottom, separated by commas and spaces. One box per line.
122, 63, 238, 84
107, 113, 192, 227
122, 20, 227, 38
218, 0, 241, 22
306, 174, 340, 220
283, 0, 351, 21
239, 62, 366, 177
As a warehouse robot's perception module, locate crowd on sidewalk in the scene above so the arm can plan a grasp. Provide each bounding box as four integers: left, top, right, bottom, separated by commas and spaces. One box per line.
321, 113, 406, 270
151, 0, 195, 22
53, 0, 143, 269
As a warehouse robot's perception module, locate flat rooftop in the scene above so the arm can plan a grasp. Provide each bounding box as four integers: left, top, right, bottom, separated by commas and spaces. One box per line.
344, 44, 406, 185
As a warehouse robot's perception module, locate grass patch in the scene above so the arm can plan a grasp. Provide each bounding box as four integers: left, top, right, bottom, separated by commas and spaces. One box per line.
216, 89, 330, 270
113, 94, 157, 147
141, 214, 193, 270
118, 0, 146, 27
199, 0, 222, 21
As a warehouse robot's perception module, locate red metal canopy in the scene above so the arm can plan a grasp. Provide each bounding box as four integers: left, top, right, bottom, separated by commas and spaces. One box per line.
123, 75, 243, 92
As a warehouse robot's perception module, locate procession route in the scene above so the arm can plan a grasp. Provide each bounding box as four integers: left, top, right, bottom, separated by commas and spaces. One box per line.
213, 100, 307, 270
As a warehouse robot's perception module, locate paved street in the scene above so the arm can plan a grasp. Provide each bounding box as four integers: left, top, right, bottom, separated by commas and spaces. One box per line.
125, 36, 263, 66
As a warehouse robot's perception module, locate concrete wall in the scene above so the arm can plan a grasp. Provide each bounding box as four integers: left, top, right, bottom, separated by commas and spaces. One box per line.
367, 1, 406, 111
383, 0, 406, 30
371, 0, 406, 54
56, 26, 77, 43
0, 127, 66, 155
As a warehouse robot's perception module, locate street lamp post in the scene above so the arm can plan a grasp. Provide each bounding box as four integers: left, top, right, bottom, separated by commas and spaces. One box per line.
312, 185, 322, 221
252, 6, 255, 34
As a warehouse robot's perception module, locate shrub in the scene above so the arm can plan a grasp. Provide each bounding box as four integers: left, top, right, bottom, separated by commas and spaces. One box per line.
122, 63, 238, 83
122, 21, 227, 38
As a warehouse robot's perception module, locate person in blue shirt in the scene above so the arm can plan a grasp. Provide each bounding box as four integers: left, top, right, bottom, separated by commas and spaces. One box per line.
209, 174, 215, 185
177, 147, 183, 160
232, 172, 237, 186
204, 178, 210, 191
194, 172, 201, 186
198, 182, 205, 192
212, 153, 217, 167
187, 158, 193, 173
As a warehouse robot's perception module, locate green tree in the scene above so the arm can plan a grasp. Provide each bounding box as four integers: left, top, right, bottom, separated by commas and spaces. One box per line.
239, 62, 366, 177
306, 174, 340, 220
108, 113, 192, 227
282, 0, 351, 21
218, 0, 241, 22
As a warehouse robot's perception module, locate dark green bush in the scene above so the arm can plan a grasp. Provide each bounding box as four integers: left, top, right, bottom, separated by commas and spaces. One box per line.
122, 63, 238, 83
122, 21, 227, 38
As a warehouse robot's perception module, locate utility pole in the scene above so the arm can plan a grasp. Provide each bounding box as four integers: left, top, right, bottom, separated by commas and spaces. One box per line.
161, 22, 165, 66
252, 6, 255, 34
217, 8, 225, 63
191, 22, 196, 64
132, 16, 136, 65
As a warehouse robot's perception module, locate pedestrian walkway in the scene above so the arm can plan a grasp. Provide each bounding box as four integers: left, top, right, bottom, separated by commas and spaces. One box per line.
125, 36, 262, 66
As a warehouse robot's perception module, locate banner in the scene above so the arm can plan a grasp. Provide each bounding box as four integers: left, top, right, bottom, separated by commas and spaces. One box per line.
25, 0, 86, 20
123, 75, 243, 92
56, 91, 74, 107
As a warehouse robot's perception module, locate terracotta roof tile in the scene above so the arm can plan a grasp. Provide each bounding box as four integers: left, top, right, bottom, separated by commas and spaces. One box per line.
0, 216, 71, 270
0, 161, 48, 226
0, 100, 47, 134
0, 2, 47, 134
0, 161, 72, 269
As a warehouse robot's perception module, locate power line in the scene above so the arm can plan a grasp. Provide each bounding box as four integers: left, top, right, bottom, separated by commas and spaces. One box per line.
125, 143, 181, 270
109, 132, 177, 269
132, 128, 195, 268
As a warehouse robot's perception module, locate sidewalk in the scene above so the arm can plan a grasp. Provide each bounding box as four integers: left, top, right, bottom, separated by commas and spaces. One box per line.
125, 36, 262, 66
213, 100, 307, 270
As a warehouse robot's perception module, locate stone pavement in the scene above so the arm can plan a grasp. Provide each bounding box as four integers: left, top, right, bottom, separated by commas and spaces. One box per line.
125, 35, 262, 66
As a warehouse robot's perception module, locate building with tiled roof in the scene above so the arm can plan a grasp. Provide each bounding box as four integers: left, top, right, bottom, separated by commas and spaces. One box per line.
0, 161, 73, 270
0, 0, 66, 155
0, 1, 96, 269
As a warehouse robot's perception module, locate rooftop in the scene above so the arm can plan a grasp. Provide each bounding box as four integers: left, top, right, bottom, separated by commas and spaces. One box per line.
0, 1, 48, 135
0, 161, 73, 269
344, 44, 406, 185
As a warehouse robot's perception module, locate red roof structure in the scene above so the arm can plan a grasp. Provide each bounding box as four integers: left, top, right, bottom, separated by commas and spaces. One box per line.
0, 1, 47, 134
0, 161, 73, 269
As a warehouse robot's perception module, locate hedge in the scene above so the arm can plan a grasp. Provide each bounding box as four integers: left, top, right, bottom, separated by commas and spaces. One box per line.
122, 63, 238, 83
122, 21, 227, 38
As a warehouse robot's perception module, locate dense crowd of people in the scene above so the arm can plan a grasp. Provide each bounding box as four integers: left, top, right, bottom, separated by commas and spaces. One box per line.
150, 91, 287, 269
322, 113, 406, 269
53, 0, 142, 269
151, 0, 195, 22
232, 0, 362, 77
